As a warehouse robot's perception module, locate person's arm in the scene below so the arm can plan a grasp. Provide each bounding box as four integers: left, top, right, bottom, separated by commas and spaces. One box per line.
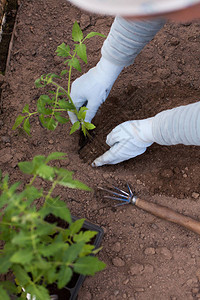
152, 101, 200, 145
69, 16, 165, 124
92, 102, 200, 166
102, 16, 165, 66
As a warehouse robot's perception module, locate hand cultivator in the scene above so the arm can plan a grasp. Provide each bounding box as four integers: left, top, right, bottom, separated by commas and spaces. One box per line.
99, 184, 200, 235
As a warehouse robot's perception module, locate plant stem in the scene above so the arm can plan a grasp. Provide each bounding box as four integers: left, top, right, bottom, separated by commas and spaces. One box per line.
45, 180, 57, 201
28, 174, 37, 187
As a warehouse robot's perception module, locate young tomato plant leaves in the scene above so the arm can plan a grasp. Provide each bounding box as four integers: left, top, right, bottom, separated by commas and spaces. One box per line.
70, 121, 80, 134
56, 43, 70, 58
81, 123, 87, 136
37, 95, 53, 115
25, 285, 50, 300
0, 152, 105, 299
46, 152, 67, 163
35, 77, 47, 88
60, 69, 68, 76
84, 121, 96, 130
78, 106, 87, 121
85, 32, 106, 39
54, 112, 69, 124
68, 57, 81, 72
57, 266, 72, 289
23, 118, 31, 136
58, 99, 74, 111
22, 104, 30, 114
72, 21, 83, 42
0, 286, 10, 300
69, 219, 85, 236
74, 256, 106, 275
18, 161, 34, 174
12, 115, 26, 130
75, 43, 87, 63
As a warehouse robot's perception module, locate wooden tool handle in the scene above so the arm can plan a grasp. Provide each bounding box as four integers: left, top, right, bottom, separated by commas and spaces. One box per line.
135, 198, 200, 235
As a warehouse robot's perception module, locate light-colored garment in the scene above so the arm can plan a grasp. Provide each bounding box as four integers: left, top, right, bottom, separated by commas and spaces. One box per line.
102, 16, 165, 66
68, 0, 200, 17
102, 16, 200, 146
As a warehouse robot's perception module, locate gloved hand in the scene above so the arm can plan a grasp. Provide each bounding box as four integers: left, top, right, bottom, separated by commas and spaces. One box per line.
69, 57, 124, 124
92, 118, 154, 166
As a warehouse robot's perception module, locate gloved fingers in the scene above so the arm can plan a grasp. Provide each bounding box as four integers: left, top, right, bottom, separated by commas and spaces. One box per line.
68, 111, 78, 125
106, 122, 131, 147
91, 140, 147, 167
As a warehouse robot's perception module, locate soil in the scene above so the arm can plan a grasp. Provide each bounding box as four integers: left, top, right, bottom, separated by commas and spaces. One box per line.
0, 0, 200, 299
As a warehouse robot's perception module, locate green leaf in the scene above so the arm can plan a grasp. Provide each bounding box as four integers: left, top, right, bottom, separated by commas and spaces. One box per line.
24, 186, 43, 204
57, 266, 72, 289
81, 123, 87, 136
60, 69, 68, 76
79, 244, 95, 257
46, 152, 67, 163
74, 230, 97, 243
63, 242, 84, 263
26, 285, 50, 300
54, 113, 69, 124
40, 117, 58, 131
58, 99, 74, 111
22, 104, 29, 113
39, 242, 66, 257
47, 268, 58, 284
78, 106, 87, 120
69, 219, 85, 236
74, 256, 106, 275
47, 118, 58, 131
76, 43, 87, 63
45, 198, 72, 224
56, 43, 70, 57
23, 118, 31, 136
36, 164, 55, 180
70, 121, 80, 134
18, 161, 34, 174
12, 115, 26, 130
0, 281, 18, 294
12, 265, 30, 286
32, 155, 46, 169
10, 249, 33, 264
72, 21, 83, 42
0, 256, 12, 273
12, 231, 33, 246
37, 95, 53, 115
0, 286, 10, 300
68, 57, 81, 72
34, 223, 55, 237
57, 178, 91, 191
85, 32, 106, 39
84, 122, 96, 130
35, 77, 46, 88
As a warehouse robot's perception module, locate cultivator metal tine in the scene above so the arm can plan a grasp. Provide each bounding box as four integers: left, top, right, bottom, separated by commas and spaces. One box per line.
112, 185, 130, 196
98, 184, 134, 206
127, 183, 133, 196
104, 195, 130, 202
98, 187, 128, 200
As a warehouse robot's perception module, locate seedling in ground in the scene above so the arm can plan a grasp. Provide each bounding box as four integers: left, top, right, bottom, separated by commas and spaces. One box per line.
12, 21, 106, 137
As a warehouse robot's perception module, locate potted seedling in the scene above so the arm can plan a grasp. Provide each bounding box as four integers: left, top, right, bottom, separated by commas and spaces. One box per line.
0, 152, 105, 299
12, 21, 106, 137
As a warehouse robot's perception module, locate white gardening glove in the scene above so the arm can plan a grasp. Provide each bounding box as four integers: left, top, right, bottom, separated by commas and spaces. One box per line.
69, 57, 124, 124
92, 118, 154, 166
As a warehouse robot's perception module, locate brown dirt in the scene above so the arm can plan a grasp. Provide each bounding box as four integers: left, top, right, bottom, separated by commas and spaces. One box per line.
0, 0, 200, 299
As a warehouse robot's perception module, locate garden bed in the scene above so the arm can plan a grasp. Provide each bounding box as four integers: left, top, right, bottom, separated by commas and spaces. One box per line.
0, 0, 200, 299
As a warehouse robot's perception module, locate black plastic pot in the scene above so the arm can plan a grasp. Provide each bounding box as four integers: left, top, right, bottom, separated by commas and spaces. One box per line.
45, 215, 104, 300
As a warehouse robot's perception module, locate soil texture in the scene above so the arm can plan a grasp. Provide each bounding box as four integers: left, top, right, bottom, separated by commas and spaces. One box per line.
0, 0, 200, 299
